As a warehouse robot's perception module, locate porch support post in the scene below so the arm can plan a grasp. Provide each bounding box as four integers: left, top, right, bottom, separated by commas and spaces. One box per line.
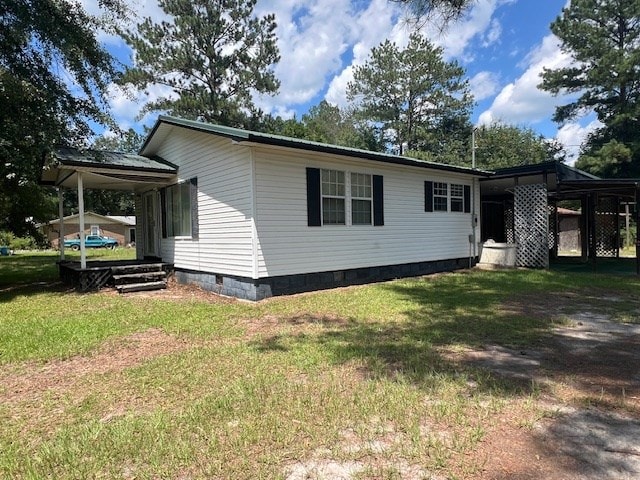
77, 172, 86, 269
636, 186, 640, 275
58, 188, 65, 260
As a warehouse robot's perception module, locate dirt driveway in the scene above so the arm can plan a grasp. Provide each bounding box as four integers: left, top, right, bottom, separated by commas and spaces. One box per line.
447, 310, 640, 479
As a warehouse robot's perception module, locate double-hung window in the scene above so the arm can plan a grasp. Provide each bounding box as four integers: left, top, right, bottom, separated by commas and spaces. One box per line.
351, 172, 372, 225
165, 181, 192, 237
450, 183, 464, 212
321, 169, 346, 225
433, 182, 448, 212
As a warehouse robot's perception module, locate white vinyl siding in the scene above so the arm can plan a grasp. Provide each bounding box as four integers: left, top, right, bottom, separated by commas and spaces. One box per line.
153, 129, 254, 277
253, 146, 479, 277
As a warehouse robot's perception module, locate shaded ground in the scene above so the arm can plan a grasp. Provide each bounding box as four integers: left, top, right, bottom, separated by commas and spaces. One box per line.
3, 276, 640, 479
446, 309, 640, 479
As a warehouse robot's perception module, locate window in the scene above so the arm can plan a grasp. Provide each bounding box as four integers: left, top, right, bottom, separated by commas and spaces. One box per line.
351, 172, 372, 225
425, 181, 471, 214
321, 169, 345, 225
307, 168, 383, 227
90, 225, 100, 235
165, 181, 192, 237
450, 183, 464, 212
433, 182, 448, 211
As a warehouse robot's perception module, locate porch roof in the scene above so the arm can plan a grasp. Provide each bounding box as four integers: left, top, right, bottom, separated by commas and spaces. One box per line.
40, 146, 178, 192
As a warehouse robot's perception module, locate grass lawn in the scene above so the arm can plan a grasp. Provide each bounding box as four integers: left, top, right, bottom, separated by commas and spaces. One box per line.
1, 253, 639, 479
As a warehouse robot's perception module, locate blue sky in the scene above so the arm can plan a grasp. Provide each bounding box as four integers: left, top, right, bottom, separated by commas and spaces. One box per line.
89, 0, 597, 163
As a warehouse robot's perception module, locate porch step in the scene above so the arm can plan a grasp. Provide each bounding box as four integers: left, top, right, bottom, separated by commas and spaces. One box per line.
112, 271, 167, 285
111, 263, 166, 275
116, 281, 167, 294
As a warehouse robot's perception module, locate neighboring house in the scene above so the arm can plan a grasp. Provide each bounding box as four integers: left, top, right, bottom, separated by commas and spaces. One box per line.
556, 207, 581, 253
39, 212, 136, 248
131, 116, 490, 299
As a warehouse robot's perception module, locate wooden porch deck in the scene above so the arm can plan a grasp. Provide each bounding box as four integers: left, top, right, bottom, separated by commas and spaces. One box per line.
58, 259, 174, 292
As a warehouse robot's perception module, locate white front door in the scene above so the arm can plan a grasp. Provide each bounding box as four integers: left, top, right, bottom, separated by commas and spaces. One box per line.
143, 191, 160, 258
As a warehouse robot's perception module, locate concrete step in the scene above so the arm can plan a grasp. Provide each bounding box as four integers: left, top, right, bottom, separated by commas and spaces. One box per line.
112, 271, 166, 285
116, 281, 167, 294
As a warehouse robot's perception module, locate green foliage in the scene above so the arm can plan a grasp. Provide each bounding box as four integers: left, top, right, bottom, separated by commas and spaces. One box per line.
575, 139, 635, 178
120, 0, 280, 127
540, 0, 640, 176
0, 0, 126, 234
0, 231, 42, 250
347, 32, 472, 155
474, 123, 564, 170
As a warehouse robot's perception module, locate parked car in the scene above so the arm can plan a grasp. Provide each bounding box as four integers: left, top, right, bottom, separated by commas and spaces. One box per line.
64, 235, 118, 251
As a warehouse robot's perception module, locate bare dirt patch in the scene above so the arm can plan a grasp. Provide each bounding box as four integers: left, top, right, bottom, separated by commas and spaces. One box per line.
0, 328, 191, 405
443, 295, 640, 479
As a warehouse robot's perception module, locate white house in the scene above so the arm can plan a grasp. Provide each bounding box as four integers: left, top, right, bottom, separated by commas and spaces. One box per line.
129, 116, 489, 299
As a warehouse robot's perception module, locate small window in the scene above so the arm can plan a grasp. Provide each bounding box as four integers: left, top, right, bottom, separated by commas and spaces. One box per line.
90, 225, 100, 235
433, 182, 448, 212
321, 169, 345, 225
351, 172, 372, 225
165, 181, 192, 237
450, 184, 464, 212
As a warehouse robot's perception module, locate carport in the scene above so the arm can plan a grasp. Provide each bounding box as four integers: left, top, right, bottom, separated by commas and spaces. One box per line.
480, 161, 640, 275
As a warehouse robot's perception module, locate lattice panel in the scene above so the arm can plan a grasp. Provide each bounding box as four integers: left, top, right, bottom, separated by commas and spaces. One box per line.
548, 204, 557, 251
514, 184, 549, 268
504, 202, 515, 244
595, 196, 618, 257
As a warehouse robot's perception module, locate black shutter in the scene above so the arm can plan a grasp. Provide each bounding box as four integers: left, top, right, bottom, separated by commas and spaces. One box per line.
160, 189, 167, 238
306, 168, 321, 226
424, 181, 433, 212
373, 175, 384, 226
464, 185, 471, 213
190, 177, 199, 239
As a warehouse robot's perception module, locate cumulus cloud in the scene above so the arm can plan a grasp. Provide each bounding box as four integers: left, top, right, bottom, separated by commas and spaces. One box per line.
555, 119, 602, 166
469, 71, 500, 102
477, 34, 573, 126
325, 0, 507, 108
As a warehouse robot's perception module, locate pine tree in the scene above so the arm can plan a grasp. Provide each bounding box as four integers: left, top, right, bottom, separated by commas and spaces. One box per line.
540, 0, 640, 176
347, 33, 472, 156
120, 0, 280, 127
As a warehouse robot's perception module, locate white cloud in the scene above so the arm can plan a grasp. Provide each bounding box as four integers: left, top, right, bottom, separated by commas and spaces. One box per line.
478, 34, 573, 126
555, 119, 602, 166
469, 71, 500, 101
424, 0, 508, 60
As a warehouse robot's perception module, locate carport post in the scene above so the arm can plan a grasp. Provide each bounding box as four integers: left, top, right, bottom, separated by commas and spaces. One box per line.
77, 172, 87, 269
58, 187, 65, 261
636, 186, 640, 275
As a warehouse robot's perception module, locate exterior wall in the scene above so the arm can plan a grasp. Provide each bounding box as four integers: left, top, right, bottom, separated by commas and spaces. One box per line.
252, 146, 480, 278
152, 129, 254, 277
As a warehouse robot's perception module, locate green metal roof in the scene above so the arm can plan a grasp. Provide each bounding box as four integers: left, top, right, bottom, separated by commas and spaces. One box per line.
54, 146, 177, 173
142, 115, 492, 177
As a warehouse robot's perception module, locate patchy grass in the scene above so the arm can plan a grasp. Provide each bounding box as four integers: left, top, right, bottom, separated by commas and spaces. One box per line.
1, 254, 639, 479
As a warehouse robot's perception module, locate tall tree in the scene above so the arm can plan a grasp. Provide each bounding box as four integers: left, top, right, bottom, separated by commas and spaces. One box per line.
120, 0, 280, 127
0, 0, 126, 235
301, 101, 385, 151
540, 0, 640, 176
474, 123, 564, 170
347, 33, 472, 155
